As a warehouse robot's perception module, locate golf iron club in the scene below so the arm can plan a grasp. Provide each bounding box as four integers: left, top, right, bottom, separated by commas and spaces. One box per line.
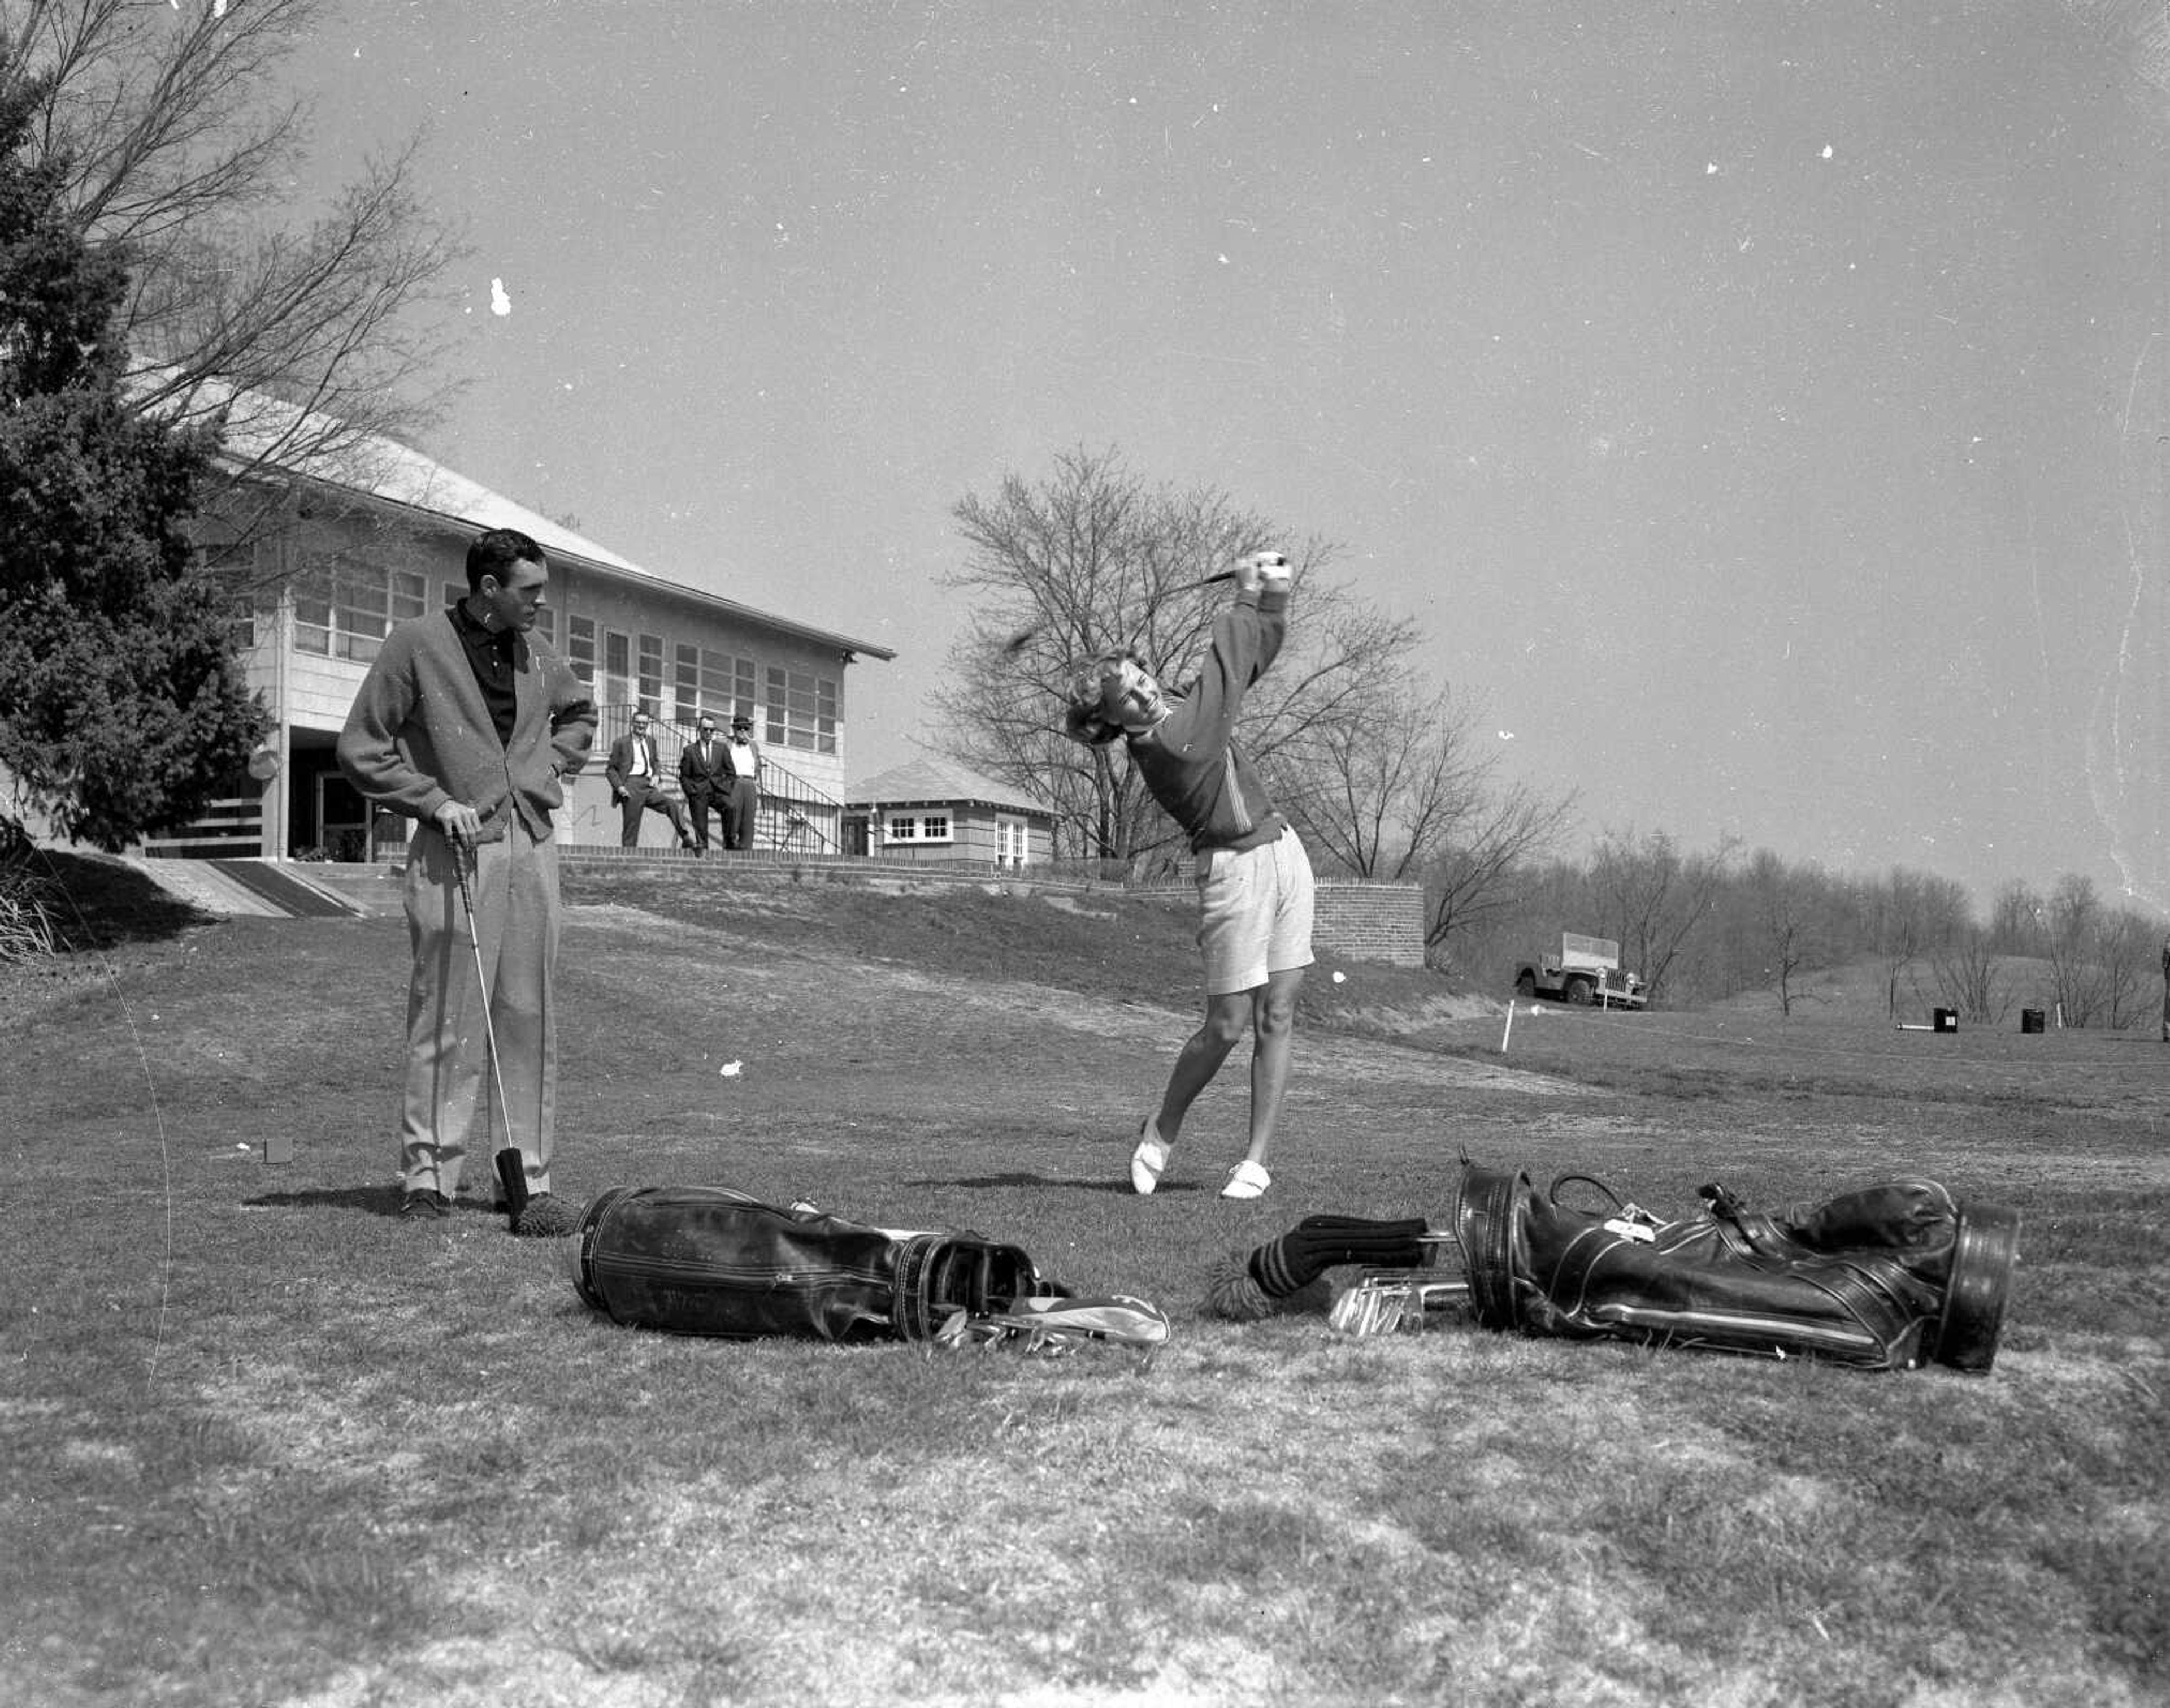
1000, 567, 1242, 657
452, 847, 530, 1230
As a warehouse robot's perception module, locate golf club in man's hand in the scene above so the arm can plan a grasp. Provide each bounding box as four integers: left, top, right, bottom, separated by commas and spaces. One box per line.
451, 853, 562, 1234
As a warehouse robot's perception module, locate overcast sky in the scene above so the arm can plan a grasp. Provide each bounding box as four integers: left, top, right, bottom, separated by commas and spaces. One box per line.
279, 1, 2170, 914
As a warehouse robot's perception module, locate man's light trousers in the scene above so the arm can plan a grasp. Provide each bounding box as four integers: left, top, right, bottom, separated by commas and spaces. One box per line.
399, 820, 560, 1199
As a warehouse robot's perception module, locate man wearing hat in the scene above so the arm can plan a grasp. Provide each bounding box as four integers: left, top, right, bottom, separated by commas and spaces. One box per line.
678, 712, 732, 853
721, 713, 763, 851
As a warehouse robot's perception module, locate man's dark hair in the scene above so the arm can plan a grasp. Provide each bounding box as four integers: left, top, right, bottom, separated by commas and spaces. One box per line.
466, 528, 547, 592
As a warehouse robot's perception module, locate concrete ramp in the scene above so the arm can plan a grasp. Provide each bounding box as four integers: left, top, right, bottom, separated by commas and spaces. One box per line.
135, 858, 360, 918
206, 860, 358, 918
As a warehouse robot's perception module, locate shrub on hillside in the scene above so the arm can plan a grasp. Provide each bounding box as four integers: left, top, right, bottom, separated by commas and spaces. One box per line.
0, 859, 59, 966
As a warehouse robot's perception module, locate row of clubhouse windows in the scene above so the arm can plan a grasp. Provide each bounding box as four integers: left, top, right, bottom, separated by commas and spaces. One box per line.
286, 565, 838, 754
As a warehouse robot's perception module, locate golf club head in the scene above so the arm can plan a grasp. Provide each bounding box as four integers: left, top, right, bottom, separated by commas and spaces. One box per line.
495, 1147, 531, 1224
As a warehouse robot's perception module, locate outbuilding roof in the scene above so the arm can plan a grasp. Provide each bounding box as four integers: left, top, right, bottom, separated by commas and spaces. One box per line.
848, 758, 1052, 815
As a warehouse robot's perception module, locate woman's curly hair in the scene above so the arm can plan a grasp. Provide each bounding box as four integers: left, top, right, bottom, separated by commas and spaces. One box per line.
1060, 650, 1152, 747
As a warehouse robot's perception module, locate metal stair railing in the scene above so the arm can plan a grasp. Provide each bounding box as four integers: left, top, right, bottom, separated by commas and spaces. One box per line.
748, 751, 844, 855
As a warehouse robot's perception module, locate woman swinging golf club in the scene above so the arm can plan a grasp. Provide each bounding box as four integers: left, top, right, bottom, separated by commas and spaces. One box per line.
1062, 550, 1314, 1200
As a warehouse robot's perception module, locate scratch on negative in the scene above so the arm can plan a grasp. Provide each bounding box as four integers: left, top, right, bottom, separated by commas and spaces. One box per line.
2089, 335, 2162, 906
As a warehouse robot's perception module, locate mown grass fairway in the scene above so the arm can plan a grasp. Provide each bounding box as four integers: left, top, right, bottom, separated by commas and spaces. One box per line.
3, 857, 2165, 1707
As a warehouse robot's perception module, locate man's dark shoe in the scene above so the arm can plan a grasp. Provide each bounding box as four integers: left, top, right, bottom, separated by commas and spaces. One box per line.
514, 1191, 580, 1238
401, 1189, 452, 1220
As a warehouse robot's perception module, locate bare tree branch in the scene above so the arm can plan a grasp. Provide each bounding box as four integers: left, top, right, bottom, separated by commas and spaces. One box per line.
1268, 677, 1492, 880
934, 448, 1365, 864
1589, 828, 1742, 1005
1423, 783, 1579, 961
3, 0, 462, 495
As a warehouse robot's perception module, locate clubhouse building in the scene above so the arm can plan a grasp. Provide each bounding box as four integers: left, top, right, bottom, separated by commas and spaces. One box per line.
163, 398, 895, 862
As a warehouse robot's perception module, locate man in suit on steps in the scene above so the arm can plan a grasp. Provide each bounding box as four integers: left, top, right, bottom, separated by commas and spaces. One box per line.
604, 709, 695, 850
679, 713, 732, 853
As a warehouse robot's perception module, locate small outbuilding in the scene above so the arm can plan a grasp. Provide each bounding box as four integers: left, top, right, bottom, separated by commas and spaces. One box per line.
844, 758, 1054, 869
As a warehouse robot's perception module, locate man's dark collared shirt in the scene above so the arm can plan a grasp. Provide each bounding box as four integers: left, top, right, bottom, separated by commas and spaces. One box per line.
449, 601, 521, 748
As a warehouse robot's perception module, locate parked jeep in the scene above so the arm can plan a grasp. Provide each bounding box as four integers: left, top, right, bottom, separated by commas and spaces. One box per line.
1513, 933, 1648, 1009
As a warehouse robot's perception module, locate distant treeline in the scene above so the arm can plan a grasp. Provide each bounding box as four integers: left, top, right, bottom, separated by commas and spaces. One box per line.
1431, 830, 2168, 1027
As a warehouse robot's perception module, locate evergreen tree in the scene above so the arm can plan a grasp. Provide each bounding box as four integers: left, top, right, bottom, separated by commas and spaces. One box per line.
0, 49, 261, 852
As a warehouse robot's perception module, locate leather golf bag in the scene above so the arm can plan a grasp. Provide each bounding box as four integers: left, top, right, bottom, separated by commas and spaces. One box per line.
568, 1185, 1058, 1343
1451, 1165, 2019, 1372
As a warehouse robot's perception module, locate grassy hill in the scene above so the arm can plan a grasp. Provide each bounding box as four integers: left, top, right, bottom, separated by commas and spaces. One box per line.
1, 849, 2164, 1707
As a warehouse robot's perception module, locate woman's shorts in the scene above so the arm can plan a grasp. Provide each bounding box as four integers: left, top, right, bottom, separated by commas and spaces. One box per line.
1195, 826, 1316, 996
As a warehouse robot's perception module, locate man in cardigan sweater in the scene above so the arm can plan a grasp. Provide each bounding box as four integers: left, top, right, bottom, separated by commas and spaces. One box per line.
1061, 551, 1315, 1202
337, 528, 597, 1233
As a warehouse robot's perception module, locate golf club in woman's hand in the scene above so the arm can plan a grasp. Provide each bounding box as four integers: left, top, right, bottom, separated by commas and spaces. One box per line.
1000, 565, 1257, 657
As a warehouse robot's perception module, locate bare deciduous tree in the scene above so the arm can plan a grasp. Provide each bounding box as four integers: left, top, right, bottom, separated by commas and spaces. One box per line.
1987, 877, 2043, 956
6, 0, 460, 547
1267, 678, 1483, 881
932, 448, 1425, 868
2092, 902, 2155, 1030
1747, 848, 1821, 1016
1589, 828, 1739, 1005
1975, 873, 2164, 1030
2042, 872, 2105, 1028
1421, 783, 1577, 966
1258, 666, 1577, 968
1865, 866, 1973, 1018
1876, 886, 1925, 1022
1932, 927, 2011, 1025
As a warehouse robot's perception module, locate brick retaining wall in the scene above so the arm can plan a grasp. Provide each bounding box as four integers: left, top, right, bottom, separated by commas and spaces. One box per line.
1311, 881, 1427, 968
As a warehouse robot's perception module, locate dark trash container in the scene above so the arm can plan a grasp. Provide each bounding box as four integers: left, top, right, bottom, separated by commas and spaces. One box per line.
1933, 1008, 1958, 1033
2020, 1008, 2045, 1034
